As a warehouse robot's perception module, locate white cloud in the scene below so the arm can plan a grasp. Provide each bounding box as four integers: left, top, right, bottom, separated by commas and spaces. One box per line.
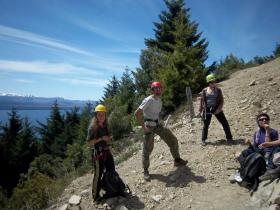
0, 25, 94, 56
106, 48, 141, 54
0, 60, 100, 76
15, 78, 34, 83
56, 77, 108, 86
72, 19, 124, 42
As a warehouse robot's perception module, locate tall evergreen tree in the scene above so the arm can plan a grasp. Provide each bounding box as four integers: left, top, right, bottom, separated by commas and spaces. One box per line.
16, 117, 39, 175
116, 68, 136, 114
37, 101, 64, 154
0, 109, 22, 196
102, 75, 120, 102
133, 48, 166, 98
51, 107, 80, 158
77, 103, 93, 145
145, 0, 208, 57
138, 0, 208, 111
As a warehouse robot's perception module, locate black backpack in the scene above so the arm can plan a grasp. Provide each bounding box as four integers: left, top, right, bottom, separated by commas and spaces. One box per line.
238, 151, 266, 192
101, 170, 130, 199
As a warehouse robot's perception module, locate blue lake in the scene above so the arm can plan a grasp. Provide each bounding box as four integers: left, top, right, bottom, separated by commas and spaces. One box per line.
0, 109, 70, 126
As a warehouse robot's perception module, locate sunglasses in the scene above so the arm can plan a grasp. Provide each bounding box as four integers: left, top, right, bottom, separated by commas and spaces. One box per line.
258, 118, 269, 122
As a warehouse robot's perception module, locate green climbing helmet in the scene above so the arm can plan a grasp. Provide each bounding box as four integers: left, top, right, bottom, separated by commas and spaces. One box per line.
206, 74, 216, 83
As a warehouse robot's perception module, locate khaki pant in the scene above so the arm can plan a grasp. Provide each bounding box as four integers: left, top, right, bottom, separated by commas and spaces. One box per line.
142, 124, 180, 170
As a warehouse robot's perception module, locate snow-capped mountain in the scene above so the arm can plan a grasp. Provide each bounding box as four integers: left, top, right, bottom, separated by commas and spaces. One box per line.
0, 94, 95, 110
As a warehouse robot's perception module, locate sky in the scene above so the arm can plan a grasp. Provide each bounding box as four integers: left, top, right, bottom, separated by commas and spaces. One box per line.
0, 0, 279, 101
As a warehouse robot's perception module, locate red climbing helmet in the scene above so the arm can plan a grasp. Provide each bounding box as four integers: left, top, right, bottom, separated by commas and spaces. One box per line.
151, 81, 161, 89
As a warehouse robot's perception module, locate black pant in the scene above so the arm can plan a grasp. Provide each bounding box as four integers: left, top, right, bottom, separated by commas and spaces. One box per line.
202, 110, 232, 141
92, 151, 115, 201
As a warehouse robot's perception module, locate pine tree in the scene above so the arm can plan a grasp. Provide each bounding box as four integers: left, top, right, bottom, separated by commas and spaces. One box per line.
133, 48, 166, 98
0, 109, 22, 196
16, 117, 39, 175
145, 0, 185, 52
37, 101, 64, 154
138, 0, 208, 111
51, 107, 80, 158
102, 75, 120, 102
76, 103, 93, 145
116, 68, 136, 114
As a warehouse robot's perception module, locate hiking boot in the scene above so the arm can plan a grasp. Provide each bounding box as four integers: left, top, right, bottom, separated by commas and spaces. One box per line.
143, 169, 150, 181
201, 140, 206, 146
174, 158, 188, 167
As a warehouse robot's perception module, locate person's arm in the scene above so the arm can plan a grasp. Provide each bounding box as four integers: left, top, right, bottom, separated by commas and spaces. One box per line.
198, 93, 203, 116
86, 127, 105, 146
260, 139, 280, 148
264, 126, 271, 142
215, 88, 224, 114
198, 90, 205, 117
135, 108, 145, 129
134, 108, 149, 133
87, 136, 104, 146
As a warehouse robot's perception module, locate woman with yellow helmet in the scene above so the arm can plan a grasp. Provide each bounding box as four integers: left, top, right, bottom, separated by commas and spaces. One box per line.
87, 104, 114, 202
198, 74, 233, 146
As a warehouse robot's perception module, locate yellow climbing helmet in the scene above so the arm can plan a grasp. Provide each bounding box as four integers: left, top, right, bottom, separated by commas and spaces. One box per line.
206, 74, 216, 83
94, 104, 106, 112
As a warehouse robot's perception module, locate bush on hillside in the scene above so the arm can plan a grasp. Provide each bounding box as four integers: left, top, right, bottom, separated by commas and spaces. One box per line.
63, 143, 91, 172
7, 173, 53, 210
108, 105, 132, 139
273, 43, 280, 58
28, 154, 67, 178
0, 186, 7, 210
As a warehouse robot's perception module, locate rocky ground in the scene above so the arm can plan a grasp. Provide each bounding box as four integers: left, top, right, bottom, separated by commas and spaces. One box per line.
48, 58, 280, 210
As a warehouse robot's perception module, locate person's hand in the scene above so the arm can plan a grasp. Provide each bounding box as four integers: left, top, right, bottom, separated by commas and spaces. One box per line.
214, 109, 221, 115
259, 142, 271, 148
263, 123, 270, 130
142, 125, 150, 133
102, 135, 112, 142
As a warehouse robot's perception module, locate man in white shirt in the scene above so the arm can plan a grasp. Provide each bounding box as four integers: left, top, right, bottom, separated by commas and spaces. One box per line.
135, 81, 187, 181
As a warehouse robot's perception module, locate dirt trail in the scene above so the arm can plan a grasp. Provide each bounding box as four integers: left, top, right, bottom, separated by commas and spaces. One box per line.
50, 58, 280, 210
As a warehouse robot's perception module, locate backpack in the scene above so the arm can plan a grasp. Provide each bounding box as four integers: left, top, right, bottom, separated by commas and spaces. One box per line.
238, 151, 266, 192
101, 170, 130, 199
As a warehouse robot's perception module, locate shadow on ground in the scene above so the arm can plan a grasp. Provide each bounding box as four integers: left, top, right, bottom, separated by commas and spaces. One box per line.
124, 194, 145, 209
150, 165, 206, 187
206, 138, 245, 146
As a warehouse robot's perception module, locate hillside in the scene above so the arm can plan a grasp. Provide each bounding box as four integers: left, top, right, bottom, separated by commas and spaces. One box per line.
48, 58, 280, 210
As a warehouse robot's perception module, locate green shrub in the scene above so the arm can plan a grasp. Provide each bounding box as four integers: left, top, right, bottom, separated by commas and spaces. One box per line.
0, 186, 8, 209
8, 173, 54, 210
63, 143, 91, 173
28, 154, 66, 178
108, 106, 132, 139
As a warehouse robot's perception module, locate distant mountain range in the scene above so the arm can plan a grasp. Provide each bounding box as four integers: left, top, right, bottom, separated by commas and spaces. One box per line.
0, 94, 96, 110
